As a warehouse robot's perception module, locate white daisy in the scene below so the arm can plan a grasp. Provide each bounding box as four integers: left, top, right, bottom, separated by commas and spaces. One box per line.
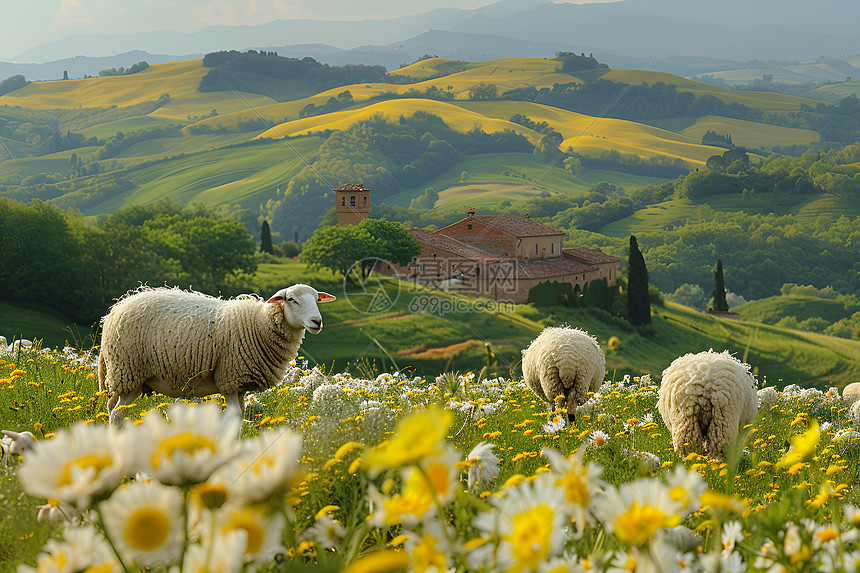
17, 525, 117, 573
474, 473, 569, 572
304, 514, 346, 550
465, 442, 500, 492
211, 428, 303, 505
139, 402, 239, 486
180, 528, 246, 573
542, 447, 603, 537
722, 520, 743, 553
99, 480, 183, 569
213, 502, 286, 567
18, 422, 133, 510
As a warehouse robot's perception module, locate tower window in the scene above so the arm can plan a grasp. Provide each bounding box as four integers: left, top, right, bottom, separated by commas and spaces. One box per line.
341, 197, 345, 206
364, 196, 368, 205
350, 196, 356, 206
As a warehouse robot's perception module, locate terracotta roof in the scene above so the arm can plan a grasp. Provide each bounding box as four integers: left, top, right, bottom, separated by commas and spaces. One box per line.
472, 215, 564, 237
334, 184, 369, 191
411, 229, 501, 263
501, 258, 595, 280
563, 248, 621, 265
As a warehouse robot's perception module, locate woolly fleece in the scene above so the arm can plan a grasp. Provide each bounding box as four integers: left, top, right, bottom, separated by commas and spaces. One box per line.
658, 350, 757, 459
521, 326, 606, 418
99, 287, 306, 400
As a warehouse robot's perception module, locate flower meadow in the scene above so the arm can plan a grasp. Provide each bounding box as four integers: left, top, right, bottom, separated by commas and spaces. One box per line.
4, 346, 860, 572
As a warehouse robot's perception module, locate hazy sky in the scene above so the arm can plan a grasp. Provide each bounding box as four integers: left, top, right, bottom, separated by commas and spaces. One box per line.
0, 0, 611, 61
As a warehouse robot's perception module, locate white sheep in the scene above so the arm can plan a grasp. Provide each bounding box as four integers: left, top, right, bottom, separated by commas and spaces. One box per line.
99, 285, 335, 430
657, 350, 758, 459
0, 336, 6, 349
521, 326, 606, 422
843, 382, 860, 405
1, 429, 36, 466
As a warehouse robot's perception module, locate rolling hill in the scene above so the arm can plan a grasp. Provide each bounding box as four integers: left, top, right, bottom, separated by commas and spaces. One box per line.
6, 259, 860, 388
0, 53, 853, 251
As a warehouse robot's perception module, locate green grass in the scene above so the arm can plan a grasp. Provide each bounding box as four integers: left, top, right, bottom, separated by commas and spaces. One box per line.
79, 115, 177, 140
386, 153, 670, 208
86, 137, 324, 216
736, 294, 860, 326
598, 191, 857, 237
9, 258, 859, 387
0, 301, 94, 350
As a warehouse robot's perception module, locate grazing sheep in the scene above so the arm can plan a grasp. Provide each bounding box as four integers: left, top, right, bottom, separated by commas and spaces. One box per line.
521, 326, 606, 422
0, 336, 6, 349
843, 382, 860, 405
658, 350, 757, 459
99, 285, 335, 430
1, 429, 36, 466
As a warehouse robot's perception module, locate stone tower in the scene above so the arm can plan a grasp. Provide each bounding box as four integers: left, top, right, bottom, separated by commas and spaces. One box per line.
334, 184, 370, 226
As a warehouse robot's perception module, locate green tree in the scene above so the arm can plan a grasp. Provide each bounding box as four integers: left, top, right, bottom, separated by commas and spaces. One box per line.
626, 235, 651, 326
535, 130, 564, 160
470, 83, 498, 100
300, 224, 377, 278
359, 218, 422, 267
710, 259, 729, 312
260, 219, 274, 254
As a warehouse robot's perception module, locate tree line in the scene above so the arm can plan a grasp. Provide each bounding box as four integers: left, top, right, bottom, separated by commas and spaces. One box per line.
0, 199, 258, 326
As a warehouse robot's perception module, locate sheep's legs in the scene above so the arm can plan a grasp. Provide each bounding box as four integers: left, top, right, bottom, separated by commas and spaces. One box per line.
109, 391, 141, 426
221, 392, 245, 437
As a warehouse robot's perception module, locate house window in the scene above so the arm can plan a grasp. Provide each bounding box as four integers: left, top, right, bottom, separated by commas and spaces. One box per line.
551, 243, 554, 254
535, 244, 539, 255
350, 196, 356, 206
364, 196, 368, 205
467, 223, 472, 230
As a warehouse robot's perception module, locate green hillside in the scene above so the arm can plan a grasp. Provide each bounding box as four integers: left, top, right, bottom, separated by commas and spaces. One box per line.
7, 259, 860, 388
87, 137, 323, 216
736, 293, 859, 325
386, 153, 670, 209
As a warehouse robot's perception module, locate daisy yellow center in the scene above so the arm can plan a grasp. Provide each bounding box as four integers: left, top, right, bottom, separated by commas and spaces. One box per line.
504, 504, 554, 570
228, 514, 265, 555
669, 486, 689, 507
58, 454, 113, 487
412, 534, 446, 571
252, 457, 275, 475
615, 503, 679, 546
558, 471, 589, 506
153, 433, 216, 468
124, 507, 171, 551
383, 490, 433, 523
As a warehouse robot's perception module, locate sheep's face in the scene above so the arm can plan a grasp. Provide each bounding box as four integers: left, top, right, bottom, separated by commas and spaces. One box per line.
267, 284, 336, 334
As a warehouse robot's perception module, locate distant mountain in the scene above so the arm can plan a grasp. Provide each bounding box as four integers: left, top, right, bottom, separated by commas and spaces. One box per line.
3, 0, 859, 80
450, 2, 860, 62
259, 30, 583, 71
0, 51, 200, 82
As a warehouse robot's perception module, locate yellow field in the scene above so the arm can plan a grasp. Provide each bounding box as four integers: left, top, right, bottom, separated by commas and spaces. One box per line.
457, 101, 721, 165
813, 81, 860, 100
602, 69, 821, 110
254, 98, 536, 140
0, 60, 277, 119
682, 115, 820, 148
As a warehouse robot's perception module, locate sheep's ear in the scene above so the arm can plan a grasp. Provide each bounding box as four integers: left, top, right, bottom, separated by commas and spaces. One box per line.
317, 292, 336, 303
266, 289, 286, 303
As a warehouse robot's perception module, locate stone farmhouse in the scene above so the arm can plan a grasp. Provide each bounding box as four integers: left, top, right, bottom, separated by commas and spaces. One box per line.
332, 185, 619, 304
396, 207, 619, 303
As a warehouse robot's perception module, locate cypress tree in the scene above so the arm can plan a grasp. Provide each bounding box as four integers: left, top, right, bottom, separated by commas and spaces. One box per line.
711, 259, 729, 312
626, 235, 651, 326
260, 219, 274, 254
